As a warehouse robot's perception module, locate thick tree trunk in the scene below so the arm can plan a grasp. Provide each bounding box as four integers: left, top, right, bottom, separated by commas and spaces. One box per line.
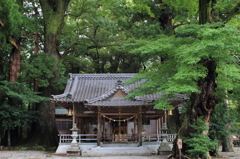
25, 32, 39, 145
171, 60, 217, 159
170, 1, 217, 158
222, 135, 234, 152
26, 0, 70, 147
9, 39, 21, 82
7, 38, 21, 147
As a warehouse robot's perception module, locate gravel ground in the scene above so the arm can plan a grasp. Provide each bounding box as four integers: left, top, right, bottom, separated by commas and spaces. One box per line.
0, 151, 167, 159
0, 148, 240, 159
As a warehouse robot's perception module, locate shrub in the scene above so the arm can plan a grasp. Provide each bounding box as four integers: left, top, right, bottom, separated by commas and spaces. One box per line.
32, 145, 45, 151
183, 117, 217, 159
19, 147, 28, 151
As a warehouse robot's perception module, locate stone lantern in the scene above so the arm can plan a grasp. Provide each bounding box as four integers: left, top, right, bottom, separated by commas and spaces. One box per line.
158, 110, 172, 155
67, 124, 81, 156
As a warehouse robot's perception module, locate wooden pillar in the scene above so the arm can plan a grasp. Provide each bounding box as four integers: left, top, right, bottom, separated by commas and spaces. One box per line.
78, 118, 82, 134
97, 107, 102, 146
134, 117, 136, 141
73, 103, 75, 126
102, 116, 105, 141
138, 106, 142, 146
157, 118, 161, 141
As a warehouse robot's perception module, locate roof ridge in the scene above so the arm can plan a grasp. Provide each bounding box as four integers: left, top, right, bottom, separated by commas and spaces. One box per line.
71, 73, 137, 78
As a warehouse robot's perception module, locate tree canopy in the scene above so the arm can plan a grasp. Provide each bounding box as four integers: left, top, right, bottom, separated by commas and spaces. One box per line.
0, 0, 239, 156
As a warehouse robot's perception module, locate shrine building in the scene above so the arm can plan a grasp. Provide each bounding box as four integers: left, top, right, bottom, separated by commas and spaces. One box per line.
51, 73, 187, 155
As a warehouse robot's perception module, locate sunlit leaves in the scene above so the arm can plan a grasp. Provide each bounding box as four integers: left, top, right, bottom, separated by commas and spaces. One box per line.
127, 23, 240, 109
0, 0, 23, 38
162, 0, 198, 16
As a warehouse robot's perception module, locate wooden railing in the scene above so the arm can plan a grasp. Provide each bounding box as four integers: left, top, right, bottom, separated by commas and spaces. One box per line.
58, 133, 177, 143
58, 134, 97, 143
59, 133, 240, 147
141, 134, 176, 142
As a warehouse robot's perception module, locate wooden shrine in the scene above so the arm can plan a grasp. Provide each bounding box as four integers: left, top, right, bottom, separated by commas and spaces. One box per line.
52, 73, 187, 146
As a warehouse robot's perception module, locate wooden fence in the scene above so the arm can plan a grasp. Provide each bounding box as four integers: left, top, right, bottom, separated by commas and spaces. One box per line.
58, 133, 177, 143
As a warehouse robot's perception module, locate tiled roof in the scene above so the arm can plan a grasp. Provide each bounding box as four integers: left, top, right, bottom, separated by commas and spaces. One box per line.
51, 73, 187, 105
85, 100, 152, 107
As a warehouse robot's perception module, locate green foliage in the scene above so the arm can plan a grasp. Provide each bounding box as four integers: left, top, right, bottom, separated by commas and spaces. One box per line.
21, 53, 67, 91
183, 117, 217, 158
209, 102, 240, 145
213, 0, 239, 17
0, 81, 47, 131
17, 145, 46, 151
32, 145, 45, 151
19, 147, 28, 151
162, 0, 198, 16
127, 23, 240, 109
61, 0, 151, 73
154, 97, 173, 110
0, 0, 23, 38
46, 146, 56, 152
125, 0, 155, 18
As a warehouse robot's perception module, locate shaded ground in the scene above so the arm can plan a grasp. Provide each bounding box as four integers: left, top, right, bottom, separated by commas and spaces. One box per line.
0, 147, 240, 159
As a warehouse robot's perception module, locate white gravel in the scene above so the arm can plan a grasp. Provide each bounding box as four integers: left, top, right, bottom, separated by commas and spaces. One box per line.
0, 151, 168, 159
1, 148, 240, 159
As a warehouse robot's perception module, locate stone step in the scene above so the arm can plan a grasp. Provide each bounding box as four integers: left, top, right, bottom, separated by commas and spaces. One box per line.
101, 143, 139, 147
83, 146, 154, 156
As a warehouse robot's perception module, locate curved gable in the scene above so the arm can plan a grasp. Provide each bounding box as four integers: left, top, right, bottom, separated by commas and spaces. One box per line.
85, 80, 129, 104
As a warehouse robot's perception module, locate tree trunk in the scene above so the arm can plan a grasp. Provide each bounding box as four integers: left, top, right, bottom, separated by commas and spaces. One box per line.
167, 108, 181, 134
199, 0, 211, 24
26, 0, 70, 147
171, 60, 217, 159
158, 3, 173, 35
222, 124, 234, 152
7, 129, 11, 147
9, 38, 21, 82
7, 38, 21, 147
170, 1, 217, 158
222, 135, 234, 152
40, 0, 70, 57
33, 32, 39, 110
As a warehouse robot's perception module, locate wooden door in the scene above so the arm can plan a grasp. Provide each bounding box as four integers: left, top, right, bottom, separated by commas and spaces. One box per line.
112, 121, 127, 142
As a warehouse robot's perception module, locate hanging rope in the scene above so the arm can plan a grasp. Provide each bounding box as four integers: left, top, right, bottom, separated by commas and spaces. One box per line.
98, 111, 141, 122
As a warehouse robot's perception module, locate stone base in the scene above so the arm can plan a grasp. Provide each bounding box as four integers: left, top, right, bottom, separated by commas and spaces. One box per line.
158, 150, 172, 155
70, 143, 79, 147
66, 144, 82, 156
67, 150, 81, 156
158, 141, 172, 155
